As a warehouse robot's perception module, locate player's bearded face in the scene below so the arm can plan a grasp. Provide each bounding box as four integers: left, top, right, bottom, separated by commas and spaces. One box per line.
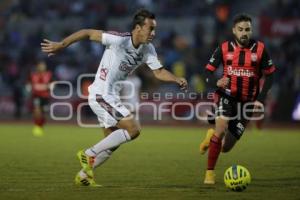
232, 21, 252, 47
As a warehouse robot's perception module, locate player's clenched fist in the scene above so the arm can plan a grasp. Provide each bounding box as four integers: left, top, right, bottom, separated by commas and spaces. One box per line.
217, 77, 229, 89
176, 77, 188, 91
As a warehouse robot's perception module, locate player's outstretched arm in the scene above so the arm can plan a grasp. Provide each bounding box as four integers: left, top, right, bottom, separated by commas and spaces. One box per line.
41, 29, 103, 57
152, 68, 188, 91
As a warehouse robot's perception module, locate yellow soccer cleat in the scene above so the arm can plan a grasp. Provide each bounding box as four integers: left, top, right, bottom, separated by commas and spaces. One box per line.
32, 125, 44, 137
74, 172, 102, 187
77, 150, 95, 178
204, 170, 216, 184
199, 128, 215, 154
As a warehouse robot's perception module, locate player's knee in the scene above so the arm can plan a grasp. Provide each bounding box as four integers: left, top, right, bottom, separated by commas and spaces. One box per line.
216, 124, 228, 136
216, 118, 228, 126
215, 127, 227, 138
127, 126, 141, 139
221, 122, 228, 130
117, 117, 141, 139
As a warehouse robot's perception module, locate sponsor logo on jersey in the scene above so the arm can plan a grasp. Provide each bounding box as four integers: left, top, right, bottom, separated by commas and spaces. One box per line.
119, 62, 132, 73
227, 66, 255, 77
226, 53, 233, 60
251, 53, 257, 61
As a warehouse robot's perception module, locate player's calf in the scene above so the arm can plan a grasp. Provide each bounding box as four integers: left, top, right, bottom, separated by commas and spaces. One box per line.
221, 131, 235, 152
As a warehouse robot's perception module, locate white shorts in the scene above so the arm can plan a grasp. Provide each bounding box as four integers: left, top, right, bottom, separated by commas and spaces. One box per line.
88, 93, 131, 128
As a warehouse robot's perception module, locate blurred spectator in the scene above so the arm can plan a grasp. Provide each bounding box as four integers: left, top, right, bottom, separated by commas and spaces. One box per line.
5, 58, 24, 119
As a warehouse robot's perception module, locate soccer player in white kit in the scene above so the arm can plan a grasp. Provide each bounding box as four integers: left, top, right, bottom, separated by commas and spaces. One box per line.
41, 9, 187, 186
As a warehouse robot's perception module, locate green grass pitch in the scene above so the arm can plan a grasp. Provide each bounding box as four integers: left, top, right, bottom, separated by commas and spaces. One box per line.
0, 124, 300, 200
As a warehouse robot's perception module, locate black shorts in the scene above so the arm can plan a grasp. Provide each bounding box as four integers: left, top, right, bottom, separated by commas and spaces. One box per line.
212, 93, 254, 139
33, 97, 49, 110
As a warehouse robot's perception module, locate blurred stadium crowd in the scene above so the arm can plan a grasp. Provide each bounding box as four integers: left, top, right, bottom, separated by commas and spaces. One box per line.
0, 0, 299, 122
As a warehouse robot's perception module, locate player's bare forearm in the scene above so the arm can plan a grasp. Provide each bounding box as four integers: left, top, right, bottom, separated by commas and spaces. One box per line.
217, 77, 230, 89
152, 68, 188, 90
61, 29, 102, 47
41, 29, 102, 56
153, 68, 179, 82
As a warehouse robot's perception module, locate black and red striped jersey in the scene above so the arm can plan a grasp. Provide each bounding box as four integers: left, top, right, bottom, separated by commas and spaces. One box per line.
30, 71, 52, 98
205, 39, 276, 102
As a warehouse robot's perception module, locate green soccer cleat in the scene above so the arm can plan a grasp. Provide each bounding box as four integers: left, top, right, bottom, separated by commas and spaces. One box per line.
32, 125, 44, 137
77, 150, 95, 178
74, 172, 102, 187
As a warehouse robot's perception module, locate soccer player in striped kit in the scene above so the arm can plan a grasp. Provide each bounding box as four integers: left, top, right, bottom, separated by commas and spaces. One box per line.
199, 14, 276, 184
28, 61, 52, 137
41, 9, 187, 186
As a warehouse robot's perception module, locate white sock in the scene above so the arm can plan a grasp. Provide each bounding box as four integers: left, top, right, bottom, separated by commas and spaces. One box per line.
85, 129, 131, 156
93, 149, 113, 169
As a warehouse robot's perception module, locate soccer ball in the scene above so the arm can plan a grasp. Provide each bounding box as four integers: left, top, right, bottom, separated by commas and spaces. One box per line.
224, 165, 251, 191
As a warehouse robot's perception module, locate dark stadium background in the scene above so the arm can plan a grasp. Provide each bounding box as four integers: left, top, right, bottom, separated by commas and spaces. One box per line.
0, 1, 300, 200
0, 0, 299, 124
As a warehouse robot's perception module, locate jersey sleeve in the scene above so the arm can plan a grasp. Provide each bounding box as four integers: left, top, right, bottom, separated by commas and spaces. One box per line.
102, 32, 126, 46
143, 44, 163, 70
205, 46, 222, 72
260, 48, 276, 75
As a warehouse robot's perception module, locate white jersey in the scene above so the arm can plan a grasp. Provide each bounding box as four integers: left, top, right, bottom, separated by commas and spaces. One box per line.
88, 31, 162, 98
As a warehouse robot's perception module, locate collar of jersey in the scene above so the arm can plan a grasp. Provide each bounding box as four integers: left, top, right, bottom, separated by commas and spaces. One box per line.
130, 35, 142, 50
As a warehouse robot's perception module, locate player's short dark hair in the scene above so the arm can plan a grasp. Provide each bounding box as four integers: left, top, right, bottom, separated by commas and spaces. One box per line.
232, 13, 252, 26
131, 9, 155, 30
